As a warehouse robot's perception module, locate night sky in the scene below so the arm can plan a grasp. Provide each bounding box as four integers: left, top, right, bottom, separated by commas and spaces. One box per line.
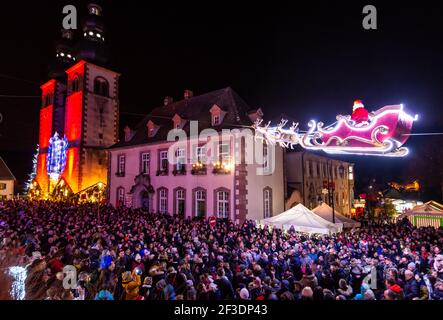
1, 1, 443, 196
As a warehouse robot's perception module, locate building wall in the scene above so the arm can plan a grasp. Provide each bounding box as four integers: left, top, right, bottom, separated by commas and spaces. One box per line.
0, 179, 14, 199
110, 133, 285, 223
109, 136, 236, 220
285, 151, 354, 215
245, 144, 285, 221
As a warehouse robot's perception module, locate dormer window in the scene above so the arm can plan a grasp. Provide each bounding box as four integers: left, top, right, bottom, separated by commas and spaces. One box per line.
213, 115, 220, 126
209, 104, 227, 127
172, 114, 186, 130
147, 120, 159, 138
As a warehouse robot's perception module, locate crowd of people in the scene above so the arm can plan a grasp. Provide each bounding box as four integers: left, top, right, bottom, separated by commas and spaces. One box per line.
0, 200, 442, 301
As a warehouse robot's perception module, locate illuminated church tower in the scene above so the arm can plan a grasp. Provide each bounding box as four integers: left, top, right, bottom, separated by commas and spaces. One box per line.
34, 2, 119, 201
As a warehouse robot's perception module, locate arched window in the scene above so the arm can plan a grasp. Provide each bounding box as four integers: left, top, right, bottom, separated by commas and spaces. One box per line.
174, 187, 186, 216
193, 188, 206, 218
44, 94, 51, 107
72, 75, 80, 92
94, 77, 109, 97
263, 187, 272, 218
157, 187, 168, 214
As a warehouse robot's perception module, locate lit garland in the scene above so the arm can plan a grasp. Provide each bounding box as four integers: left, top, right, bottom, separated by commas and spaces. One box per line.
46, 132, 68, 181
254, 103, 417, 157
25, 145, 39, 192
8, 266, 27, 300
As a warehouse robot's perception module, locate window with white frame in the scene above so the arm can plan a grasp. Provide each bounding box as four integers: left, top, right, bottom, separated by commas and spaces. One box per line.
218, 143, 230, 162
176, 148, 186, 171
263, 143, 269, 172
159, 188, 168, 213
117, 154, 125, 174
349, 166, 354, 180
195, 189, 206, 217
196, 146, 206, 163
159, 150, 168, 171
216, 190, 229, 218
175, 188, 185, 216
263, 187, 272, 218
141, 152, 150, 174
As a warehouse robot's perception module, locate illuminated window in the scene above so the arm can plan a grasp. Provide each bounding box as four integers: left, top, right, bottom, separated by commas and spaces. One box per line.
0, 183, 6, 190
141, 152, 150, 174
89, 6, 101, 16
263, 187, 272, 218
216, 189, 229, 218
158, 188, 168, 213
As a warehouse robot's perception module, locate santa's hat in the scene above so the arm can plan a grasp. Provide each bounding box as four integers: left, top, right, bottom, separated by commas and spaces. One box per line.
353, 99, 364, 111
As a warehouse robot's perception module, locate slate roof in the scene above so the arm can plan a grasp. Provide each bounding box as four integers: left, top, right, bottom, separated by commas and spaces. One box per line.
0, 157, 16, 180
111, 87, 255, 149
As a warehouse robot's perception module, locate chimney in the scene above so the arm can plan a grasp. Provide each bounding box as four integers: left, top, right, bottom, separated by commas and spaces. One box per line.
164, 96, 173, 106
184, 89, 193, 100
124, 125, 132, 142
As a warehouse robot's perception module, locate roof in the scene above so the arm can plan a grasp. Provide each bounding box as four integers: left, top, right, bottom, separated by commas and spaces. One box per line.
312, 203, 361, 228
261, 203, 342, 234
111, 87, 254, 149
397, 200, 443, 220
0, 157, 16, 180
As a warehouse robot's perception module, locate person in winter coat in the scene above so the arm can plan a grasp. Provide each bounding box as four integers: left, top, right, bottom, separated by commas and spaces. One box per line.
121, 270, 142, 300
431, 281, 443, 300
337, 279, 353, 299
301, 266, 318, 290
403, 270, 419, 300
214, 268, 235, 300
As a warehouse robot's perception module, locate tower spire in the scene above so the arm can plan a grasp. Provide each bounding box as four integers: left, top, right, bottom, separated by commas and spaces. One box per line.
76, 2, 109, 65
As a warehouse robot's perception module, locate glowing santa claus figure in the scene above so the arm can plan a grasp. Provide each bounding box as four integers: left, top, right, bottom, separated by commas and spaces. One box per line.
351, 99, 369, 125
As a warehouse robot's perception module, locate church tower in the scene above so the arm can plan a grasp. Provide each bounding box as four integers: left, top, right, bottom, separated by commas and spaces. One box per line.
33, 2, 119, 201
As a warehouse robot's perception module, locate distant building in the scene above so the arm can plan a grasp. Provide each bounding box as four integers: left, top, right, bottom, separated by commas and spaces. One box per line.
108, 87, 285, 224
285, 151, 354, 215
0, 157, 15, 200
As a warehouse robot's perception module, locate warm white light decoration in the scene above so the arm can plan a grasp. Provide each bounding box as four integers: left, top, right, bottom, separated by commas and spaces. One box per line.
8, 266, 27, 300
254, 103, 417, 157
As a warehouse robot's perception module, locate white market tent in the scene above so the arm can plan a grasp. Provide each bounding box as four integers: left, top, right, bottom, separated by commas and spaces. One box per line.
261, 203, 343, 235
312, 203, 361, 229
396, 200, 443, 228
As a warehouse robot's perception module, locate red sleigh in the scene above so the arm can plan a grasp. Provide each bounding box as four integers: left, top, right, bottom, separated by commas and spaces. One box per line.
300, 104, 417, 157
